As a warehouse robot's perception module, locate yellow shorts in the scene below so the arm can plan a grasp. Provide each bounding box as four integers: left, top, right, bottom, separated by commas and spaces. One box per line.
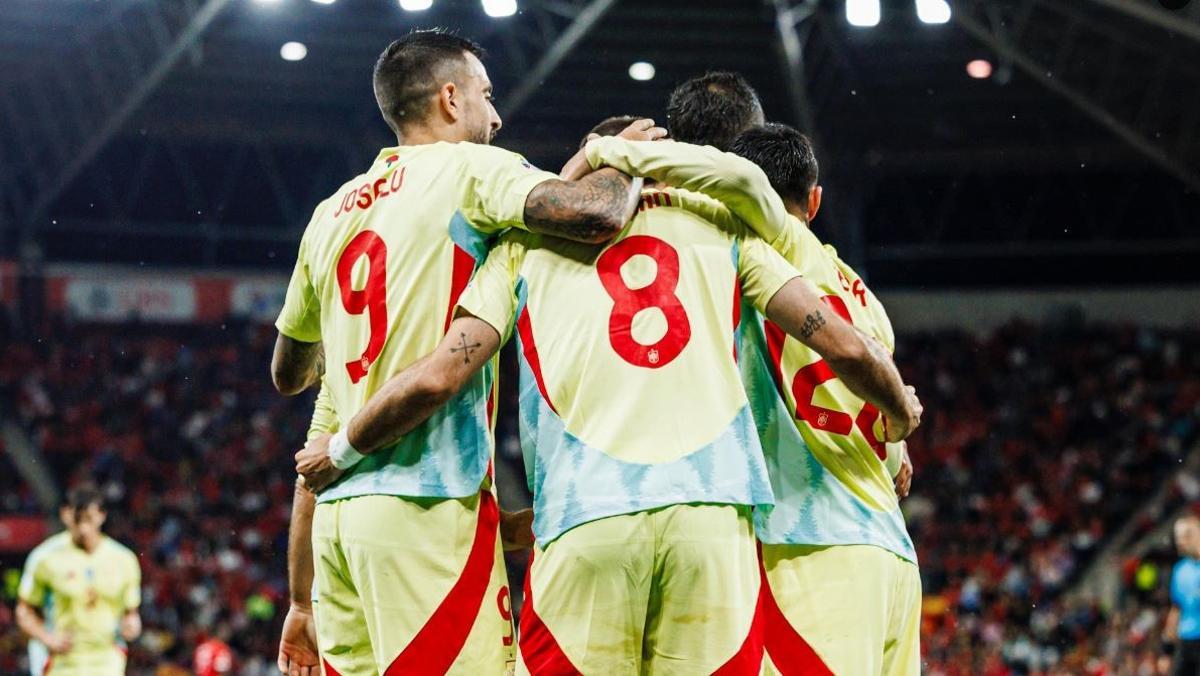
517, 503, 763, 675
760, 544, 921, 676
312, 490, 515, 676
42, 646, 126, 676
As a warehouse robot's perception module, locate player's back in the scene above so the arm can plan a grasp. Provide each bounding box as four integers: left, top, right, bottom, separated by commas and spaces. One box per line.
464, 187, 796, 543
277, 141, 555, 502
742, 219, 915, 560
19, 533, 139, 653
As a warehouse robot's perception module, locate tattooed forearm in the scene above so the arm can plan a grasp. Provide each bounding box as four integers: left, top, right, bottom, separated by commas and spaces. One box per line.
449, 332, 481, 364
799, 310, 827, 339
272, 334, 325, 395
524, 168, 639, 243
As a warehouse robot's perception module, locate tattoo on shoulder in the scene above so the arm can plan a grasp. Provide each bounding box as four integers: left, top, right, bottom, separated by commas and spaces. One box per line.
800, 310, 826, 339
449, 332, 482, 364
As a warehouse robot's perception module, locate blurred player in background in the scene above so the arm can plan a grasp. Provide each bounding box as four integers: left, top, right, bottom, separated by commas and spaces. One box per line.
1167, 515, 1200, 674
303, 119, 921, 673
272, 29, 644, 675
15, 483, 141, 676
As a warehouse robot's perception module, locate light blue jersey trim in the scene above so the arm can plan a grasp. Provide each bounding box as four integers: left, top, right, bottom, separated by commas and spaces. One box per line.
514, 277, 775, 545
318, 210, 496, 503
740, 308, 917, 563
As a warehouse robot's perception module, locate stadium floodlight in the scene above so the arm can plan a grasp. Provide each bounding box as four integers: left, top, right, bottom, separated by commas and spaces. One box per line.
915, 0, 951, 24
628, 62, 655, 81
399, 0, 433, 10
481, 0, 517, 18
846, 0, 880, 27
966, 59, 993, 79
280, 42, 308, 61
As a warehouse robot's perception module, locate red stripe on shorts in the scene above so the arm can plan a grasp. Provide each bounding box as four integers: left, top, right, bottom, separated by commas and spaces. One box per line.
757, 547, 834, 676
518, 551, 581, 675
711, 589, 765, 675
445, 243, 476, 332
322, 659, 343, 676
383, 491, 501, 675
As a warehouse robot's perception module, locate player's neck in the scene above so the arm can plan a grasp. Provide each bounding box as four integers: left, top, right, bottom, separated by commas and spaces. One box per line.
784, 205, 811, 230
393, 124, 465, 147
72, 533, 103, 553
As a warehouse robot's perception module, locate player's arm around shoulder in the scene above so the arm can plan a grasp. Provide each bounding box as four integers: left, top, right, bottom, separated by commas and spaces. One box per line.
455, 142, 639, 245
584, 136, 794, 250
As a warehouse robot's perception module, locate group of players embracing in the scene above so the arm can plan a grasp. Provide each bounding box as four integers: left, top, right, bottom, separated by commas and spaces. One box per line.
271, 28, 924, 676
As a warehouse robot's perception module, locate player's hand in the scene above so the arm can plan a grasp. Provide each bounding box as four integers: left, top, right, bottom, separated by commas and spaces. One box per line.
278, 603, 321, 676
44, 631, 72, 654
893, 442, 913, 499
500, 508, 535, 551
119, 611, 142, 641
295, 434, 344, 494
618, 118, 668, 143
884, 386, 923, 442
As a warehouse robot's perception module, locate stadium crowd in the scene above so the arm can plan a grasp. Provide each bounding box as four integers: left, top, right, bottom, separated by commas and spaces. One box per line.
1, 312, 1198, 673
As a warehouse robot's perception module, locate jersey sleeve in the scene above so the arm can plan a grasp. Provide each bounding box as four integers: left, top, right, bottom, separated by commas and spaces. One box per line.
275, 234, 322, 343
17, 547, 48, 607
737, 235, 804, 313
585, 137, 796, 254
459, 145, 559, 234
456, 236, 521, 342
307, 380, 340, 440
122, 551, 141, 610
1173, 563, 1185, 606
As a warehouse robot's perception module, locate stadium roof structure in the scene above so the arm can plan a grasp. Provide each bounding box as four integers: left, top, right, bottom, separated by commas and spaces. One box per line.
0, 0, 1198, 285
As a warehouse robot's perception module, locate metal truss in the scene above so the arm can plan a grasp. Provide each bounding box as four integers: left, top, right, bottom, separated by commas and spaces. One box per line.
952, 0, 1200, 193
768, 0, 873, 269
1, 0, 618, 257
1080, 0, 1200, 45
1, 0, 233, 241
496, 0, 620, 120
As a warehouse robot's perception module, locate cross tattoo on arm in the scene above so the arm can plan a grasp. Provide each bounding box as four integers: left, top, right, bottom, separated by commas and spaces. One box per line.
449, 332, 482, 364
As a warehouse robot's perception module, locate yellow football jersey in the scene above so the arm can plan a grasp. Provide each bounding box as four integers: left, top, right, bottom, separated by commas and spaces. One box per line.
586, 138, 915, 561
459, 186, 801, 543
18, 533, 140, 655
277, 142, 557, 502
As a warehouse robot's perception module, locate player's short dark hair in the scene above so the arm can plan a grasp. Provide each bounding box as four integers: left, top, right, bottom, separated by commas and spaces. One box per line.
579, 115, 643, 148
666, 71, 763, 150
64, 482, 104, 512
730, 123, 819, 206
373, 30, 486, 135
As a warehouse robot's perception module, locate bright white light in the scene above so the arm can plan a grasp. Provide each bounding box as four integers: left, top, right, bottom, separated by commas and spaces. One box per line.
846, 0, 880, 27
915, 0, 951, 24
399, 0, 432, 10
482, 0, 517, 17
628, 61, 655, 81
312, 0, 336, 4
253, 0, 281, 4
280, 42, 308, 61
966, 59, 993, 79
